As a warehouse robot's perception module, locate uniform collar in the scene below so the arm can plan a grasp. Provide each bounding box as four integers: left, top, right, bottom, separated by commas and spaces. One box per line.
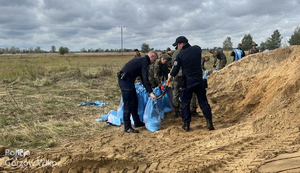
145, 55, 150, 64
182, 43, 191, 50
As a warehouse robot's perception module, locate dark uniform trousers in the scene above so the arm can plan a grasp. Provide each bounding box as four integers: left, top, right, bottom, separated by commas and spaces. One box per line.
179, 77, 212, 123
118, 77, 143, 130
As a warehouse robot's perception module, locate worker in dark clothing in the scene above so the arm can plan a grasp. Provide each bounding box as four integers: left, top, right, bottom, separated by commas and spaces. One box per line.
169, 36, 215, 132
118, 51, 158, 133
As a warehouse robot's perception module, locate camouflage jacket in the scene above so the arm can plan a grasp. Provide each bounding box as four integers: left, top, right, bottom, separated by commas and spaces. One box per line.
213, 49, 227, 64
161, 53, 172, 69
248, 48, 259, 54
148, 59, 170, 87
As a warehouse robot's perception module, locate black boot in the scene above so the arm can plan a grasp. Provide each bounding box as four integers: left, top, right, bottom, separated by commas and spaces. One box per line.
134, 122, 145, 128
191, 110, 203, 118
124, 127, 139, 133
174, 107, 180, 118
206, 118, 215, 130
182, 122, 190, 132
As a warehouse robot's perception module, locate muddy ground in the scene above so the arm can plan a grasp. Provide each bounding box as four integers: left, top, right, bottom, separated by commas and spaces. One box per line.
1, 46, 300, 173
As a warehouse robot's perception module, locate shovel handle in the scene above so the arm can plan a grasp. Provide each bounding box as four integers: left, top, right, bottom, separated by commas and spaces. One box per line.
166, 78, 170, 86
166, 66, 174, 87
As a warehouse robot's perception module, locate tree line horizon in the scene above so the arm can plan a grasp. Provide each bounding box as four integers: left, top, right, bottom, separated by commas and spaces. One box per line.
1, 26, 299, 55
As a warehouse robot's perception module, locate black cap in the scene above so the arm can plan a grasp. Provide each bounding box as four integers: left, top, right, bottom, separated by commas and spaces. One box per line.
172, 36, 188, 46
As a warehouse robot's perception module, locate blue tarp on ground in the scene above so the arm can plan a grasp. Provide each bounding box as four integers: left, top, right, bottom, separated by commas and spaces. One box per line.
79, 101, 108, 107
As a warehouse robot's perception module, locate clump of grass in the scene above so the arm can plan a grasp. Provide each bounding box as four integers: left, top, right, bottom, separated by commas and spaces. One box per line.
66, 67, 83, 79
0, 116, 8, 128
49, 66, 69, 73
96, 68, 114, 78
33, 78, 53, 87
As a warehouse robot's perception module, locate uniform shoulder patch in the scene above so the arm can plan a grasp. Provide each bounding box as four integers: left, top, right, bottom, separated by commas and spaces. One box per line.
174, 61, 178, 66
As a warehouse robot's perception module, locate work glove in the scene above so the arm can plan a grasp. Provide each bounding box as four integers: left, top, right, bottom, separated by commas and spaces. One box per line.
150, 92, 156, 100
168, 73, 172, 79
160, 85, 165, 90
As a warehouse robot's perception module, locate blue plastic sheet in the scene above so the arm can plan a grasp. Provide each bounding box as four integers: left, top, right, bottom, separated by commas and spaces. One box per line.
107, 110, 121, 126
79, 101, 108, 107
96, 114, 108, 122
143, 99, 161, 132
116, 97, 124, 123
96, 72, 211, 131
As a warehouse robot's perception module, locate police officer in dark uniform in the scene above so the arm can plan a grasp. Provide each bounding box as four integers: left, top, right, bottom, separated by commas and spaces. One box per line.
169, 36, 215, 132
118, 51, 158, 133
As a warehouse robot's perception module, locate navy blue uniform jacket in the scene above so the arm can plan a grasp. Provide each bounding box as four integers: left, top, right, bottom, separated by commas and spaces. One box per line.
170, 43, 203, 78
120, 55, 153, 93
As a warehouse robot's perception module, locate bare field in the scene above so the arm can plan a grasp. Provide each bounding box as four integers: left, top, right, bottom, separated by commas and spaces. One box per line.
0, 53, 131, 149
0, 48, 300, 173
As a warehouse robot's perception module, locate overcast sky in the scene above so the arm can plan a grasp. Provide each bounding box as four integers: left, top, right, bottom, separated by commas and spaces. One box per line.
0, 0, 299, 51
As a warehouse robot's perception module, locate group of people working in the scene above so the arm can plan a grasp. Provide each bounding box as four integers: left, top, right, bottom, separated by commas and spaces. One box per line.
118, 36, 266, 133
118, 36, 214, 133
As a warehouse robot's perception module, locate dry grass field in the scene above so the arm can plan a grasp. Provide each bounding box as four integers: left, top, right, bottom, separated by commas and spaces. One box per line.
1, 47, 299, 173
0, 53, 131, 149
0, 50, 219, 149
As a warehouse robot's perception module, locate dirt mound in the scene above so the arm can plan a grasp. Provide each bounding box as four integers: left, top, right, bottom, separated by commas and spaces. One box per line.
1, 46, 300, 173
207, 46, 300, 133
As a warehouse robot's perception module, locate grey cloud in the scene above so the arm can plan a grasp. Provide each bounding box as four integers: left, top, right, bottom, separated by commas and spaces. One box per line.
0, 0, 299, 51
0, 0, 36, 7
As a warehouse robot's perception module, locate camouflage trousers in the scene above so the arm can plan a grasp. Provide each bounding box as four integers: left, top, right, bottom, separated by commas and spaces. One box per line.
172, 76, 197, 111
218, 58, 227, 70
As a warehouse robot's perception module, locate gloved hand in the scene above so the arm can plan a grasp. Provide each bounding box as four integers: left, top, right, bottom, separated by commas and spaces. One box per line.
160, 85, 165, 90
150, 92, 156, 100
213, 64, 216, 68
168, 73, 172, 79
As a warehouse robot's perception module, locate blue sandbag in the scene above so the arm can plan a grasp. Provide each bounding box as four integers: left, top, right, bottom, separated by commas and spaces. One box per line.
162, 87, 173, 113
107, 110, 121, 126
135, 83, 148, 122
144, 99, 161, 132
153, 87, 165, 119
116, 97, 124, 123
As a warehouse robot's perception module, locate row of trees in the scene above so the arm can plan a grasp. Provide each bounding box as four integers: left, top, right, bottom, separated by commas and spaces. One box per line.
0, 45, 149, 54
223, 26, 300, 51
1, 26, 299, 55
0, 46, 47, 54
222, 29, 282, 50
